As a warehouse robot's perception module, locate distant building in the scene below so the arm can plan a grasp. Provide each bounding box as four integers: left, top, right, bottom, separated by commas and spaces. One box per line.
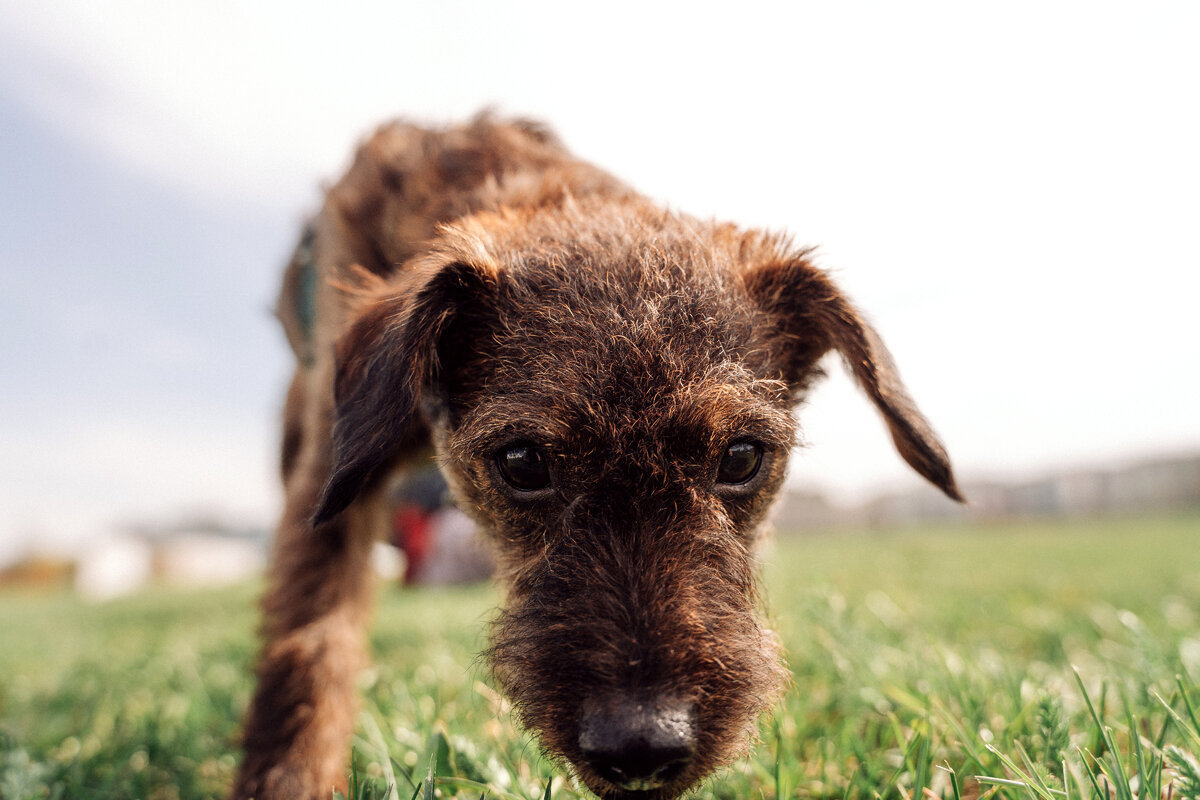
769, 489, 843, 532
152, 530, 267, 588
73, 521, 268, 600
75, 534, 154, 600
773, 451, 1200, 530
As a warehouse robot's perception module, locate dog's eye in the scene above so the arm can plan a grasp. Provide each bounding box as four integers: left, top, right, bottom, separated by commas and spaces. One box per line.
496, 445, 552, 492
715, 441, 763, 485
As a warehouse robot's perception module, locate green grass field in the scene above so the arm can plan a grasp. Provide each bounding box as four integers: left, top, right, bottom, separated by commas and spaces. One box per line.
2, 514, 1198, 800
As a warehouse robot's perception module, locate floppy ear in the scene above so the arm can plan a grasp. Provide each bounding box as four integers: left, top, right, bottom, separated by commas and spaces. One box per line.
744, 256, 964, 502
313, 258, 500, 525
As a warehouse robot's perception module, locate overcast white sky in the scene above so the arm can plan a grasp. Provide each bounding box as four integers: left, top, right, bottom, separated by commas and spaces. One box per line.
1, 1, 1198, 561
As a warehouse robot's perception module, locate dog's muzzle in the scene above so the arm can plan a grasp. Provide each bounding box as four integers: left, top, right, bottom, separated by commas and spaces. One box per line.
578, 696, 697, 792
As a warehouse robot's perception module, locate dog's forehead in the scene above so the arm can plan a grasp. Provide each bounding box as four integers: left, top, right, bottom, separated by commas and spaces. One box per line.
448, 241, 794, 452
503, 249, 740, 369
496, 231, 759, 350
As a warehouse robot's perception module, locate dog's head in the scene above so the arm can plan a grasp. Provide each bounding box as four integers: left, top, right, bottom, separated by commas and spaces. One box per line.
314, 198, 960, 799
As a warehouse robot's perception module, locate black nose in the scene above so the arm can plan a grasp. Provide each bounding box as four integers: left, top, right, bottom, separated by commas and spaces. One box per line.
578, 697, 697, 791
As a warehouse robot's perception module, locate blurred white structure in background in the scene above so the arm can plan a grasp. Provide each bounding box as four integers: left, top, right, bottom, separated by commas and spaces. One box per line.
73, 525, 267, 600
155, 531, 266, 588
75, 534, 153, 601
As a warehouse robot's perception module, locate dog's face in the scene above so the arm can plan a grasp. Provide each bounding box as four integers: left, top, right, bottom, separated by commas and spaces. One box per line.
314, 202, 959, 799
434, 223, 798, 799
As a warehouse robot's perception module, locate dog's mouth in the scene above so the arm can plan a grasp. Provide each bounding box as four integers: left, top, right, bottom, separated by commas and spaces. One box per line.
581, 753, 693, 795
580, 771, 694, 800
601, 787, 679, 800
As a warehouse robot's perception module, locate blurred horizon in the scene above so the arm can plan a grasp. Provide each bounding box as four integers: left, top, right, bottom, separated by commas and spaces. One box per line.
2, 1, 1198, 564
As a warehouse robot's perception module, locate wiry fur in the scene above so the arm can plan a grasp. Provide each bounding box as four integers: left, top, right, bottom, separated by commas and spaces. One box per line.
233, 113, 961, 800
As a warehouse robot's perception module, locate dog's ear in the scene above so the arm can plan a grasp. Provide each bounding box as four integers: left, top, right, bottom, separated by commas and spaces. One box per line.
744, 256, 964, 502
313, 258, 500, 526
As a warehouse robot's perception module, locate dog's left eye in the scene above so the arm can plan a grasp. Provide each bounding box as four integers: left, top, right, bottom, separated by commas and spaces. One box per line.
496, 445, 552, 492
715, 441, 763, 485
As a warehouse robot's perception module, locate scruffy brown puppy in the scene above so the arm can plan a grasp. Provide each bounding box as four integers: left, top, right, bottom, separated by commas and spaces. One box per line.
233, 113, 961, 800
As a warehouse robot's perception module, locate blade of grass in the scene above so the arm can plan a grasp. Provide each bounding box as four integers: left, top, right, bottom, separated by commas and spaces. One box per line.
1105, 725, 1133, 800
1155, 691, 1200, 749
930, 696, 989, 772
980, 743, 1064, 800
774, 719, 786, 800
912, 726, 931, 799
1073, 669, 1104, 734
435, 776, 533, 800
881, 718, 928, 794
1076, 748, 1108, 800
1014, 740, 1062, 800
361, 713, 401, 800
423, 757, 436, 800
1127, 708, 1152, 800
1179, 676, 1200, 742
937, 763, 962, 800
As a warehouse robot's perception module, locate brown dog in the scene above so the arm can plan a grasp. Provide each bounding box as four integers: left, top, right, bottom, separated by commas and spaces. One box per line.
233, 113, 961, 800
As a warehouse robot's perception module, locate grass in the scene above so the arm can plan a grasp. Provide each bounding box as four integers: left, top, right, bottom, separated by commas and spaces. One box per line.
1, 513, 1197, 799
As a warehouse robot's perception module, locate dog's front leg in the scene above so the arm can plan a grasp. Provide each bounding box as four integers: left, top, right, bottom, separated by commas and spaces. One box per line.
232, 434, 383, 800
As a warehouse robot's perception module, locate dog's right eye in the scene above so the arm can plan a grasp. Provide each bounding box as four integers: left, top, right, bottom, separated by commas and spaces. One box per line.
496, 445, 552, 492
715, 441, 764, 486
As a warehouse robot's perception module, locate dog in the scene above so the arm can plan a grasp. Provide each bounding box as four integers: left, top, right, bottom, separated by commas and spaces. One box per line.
232, 113, 961, 800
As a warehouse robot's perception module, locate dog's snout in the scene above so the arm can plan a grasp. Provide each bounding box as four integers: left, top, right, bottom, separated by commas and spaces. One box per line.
578, 697, 697, 791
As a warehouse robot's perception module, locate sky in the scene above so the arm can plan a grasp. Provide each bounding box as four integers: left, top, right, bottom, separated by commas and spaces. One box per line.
1, 1, 1198, 562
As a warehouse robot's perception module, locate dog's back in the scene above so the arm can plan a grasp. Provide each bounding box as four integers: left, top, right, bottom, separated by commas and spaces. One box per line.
277, 114, 635, 362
